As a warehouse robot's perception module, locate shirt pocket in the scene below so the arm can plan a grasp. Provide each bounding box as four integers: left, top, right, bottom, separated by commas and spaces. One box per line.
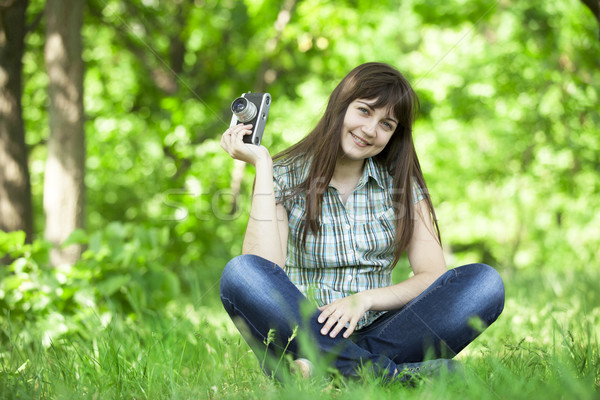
376, 207, 396, 232
356, 207, 396, 264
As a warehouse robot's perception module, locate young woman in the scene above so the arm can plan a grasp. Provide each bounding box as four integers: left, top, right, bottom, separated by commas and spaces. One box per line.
219, 62, 505, 381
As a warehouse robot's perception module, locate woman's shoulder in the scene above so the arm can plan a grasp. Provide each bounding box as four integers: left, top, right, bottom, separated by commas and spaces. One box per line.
273, 155, 311, 207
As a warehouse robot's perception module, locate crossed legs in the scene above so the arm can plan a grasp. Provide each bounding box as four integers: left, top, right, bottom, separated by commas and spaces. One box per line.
219, 254, 504, 378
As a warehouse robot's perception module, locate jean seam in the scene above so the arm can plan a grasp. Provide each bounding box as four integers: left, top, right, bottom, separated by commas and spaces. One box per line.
376, 268, 459, 339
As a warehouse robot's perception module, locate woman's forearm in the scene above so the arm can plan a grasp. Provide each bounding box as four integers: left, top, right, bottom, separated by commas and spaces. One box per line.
316, 271, 446, 339
241, 159, 286, 267
361, 270, 445, 312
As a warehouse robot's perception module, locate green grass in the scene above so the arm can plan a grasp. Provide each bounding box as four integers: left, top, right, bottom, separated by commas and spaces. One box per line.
1, 266, 599, 399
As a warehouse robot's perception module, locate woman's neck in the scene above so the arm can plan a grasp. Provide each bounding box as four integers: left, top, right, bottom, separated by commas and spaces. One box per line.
332, 156, 365, 186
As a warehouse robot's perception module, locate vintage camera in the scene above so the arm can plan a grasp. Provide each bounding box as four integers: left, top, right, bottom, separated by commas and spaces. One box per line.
229, 92, 271, 145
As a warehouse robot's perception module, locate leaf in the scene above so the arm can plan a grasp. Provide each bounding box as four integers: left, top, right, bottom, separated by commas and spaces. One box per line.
96, 274, 131, 297
88, 231, 103, 254
61, 229, 88, 247
0, 230, 26, 258
1, 274, 23, 292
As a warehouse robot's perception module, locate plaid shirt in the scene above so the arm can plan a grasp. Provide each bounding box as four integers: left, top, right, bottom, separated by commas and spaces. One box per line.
273, 156, 424, 330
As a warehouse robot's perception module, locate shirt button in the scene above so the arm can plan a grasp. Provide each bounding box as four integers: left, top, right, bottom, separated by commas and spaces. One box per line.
346, 275, 353, 282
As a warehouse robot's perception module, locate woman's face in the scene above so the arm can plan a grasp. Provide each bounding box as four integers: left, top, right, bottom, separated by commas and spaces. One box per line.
339, 98, 398, 161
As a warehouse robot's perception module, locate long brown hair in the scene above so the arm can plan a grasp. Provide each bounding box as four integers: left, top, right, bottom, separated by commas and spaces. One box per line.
274, 62, 441, 265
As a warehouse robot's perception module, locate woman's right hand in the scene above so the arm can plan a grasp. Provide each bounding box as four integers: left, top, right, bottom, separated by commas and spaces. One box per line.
220, 123, 271, 166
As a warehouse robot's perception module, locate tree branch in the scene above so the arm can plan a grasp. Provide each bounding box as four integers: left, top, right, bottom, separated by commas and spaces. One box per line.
254, 0, 298, 91
87, 0, 178, 93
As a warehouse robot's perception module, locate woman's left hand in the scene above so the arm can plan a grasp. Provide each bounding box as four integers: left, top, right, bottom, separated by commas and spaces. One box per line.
317, 292, 371, 339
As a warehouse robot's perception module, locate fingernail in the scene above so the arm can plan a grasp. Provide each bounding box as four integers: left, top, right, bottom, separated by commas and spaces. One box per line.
321, 329, 327, 335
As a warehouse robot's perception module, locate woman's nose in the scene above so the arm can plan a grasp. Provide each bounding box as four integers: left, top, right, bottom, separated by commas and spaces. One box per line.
362, 120, 377, 136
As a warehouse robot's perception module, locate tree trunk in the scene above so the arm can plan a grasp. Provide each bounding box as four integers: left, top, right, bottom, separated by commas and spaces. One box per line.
0, 0, 33, 242
44, 0, 85, 266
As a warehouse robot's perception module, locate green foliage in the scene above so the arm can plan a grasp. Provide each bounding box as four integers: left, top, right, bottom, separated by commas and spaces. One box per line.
0, 225, 181, 346
20, 0, 600, 277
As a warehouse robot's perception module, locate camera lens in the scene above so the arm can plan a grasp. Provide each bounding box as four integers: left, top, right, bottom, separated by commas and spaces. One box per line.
232, 98, 246, 113
231, 97, 257, 123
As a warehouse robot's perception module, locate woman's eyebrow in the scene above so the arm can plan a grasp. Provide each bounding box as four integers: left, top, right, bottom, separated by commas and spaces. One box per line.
356, 100, 375, 110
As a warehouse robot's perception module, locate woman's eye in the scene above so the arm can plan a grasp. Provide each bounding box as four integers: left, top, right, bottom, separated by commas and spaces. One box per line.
381, 121, 393, 130
358, 107, 369, 114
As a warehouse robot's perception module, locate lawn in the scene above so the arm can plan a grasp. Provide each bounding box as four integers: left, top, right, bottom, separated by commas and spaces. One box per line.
1, 261, 598, 399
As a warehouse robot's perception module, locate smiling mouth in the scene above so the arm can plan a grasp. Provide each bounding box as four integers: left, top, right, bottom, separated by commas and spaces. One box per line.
350, 132, 370, 147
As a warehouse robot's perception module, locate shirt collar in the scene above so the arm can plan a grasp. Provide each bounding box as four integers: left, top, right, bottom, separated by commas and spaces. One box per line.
357, 157, 388, 190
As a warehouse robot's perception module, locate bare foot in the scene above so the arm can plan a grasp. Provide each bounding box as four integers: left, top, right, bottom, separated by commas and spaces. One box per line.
291, 358, 313, 379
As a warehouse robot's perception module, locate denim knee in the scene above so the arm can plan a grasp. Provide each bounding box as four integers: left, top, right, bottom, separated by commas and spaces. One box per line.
219, 254, 286, 305
477, 264, 504, 302
465, 263, 505, 320
221, 255, 245, 289
220, 254, 261, 299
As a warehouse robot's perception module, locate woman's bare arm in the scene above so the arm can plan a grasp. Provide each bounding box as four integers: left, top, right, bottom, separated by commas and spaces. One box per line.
220, 123, 289, 267
241, 160, 289, 267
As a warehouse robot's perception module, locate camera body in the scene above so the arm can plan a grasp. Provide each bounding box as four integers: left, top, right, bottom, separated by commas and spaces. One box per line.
229, 92, 271, 145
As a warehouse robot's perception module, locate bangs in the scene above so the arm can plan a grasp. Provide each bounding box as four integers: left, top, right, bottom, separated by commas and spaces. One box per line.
350, 81, 417, 126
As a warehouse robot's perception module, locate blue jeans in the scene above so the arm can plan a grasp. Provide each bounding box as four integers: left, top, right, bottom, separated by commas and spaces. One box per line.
219, 254, 505, 378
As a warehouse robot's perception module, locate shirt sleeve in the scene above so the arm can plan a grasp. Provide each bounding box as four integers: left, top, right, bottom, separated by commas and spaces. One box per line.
273, 173, 285, 204
272, 163, 288, 208
412, 181, 426, 203
273, 158, 306, 211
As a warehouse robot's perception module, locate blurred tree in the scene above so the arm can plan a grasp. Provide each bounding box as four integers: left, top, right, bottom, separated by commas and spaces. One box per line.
0, 0, 33, 242
4, 0, 596, 284
43, 0, 85, 266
